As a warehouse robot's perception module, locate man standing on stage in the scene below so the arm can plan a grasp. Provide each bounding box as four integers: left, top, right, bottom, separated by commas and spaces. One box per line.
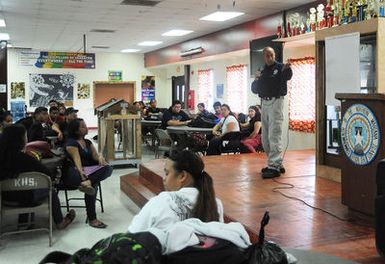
251, 47, 292, 179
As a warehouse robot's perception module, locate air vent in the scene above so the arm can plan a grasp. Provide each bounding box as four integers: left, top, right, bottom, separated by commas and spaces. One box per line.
120, 0, 161, 7
92, 45, 110, 49
90, 29, 116, 33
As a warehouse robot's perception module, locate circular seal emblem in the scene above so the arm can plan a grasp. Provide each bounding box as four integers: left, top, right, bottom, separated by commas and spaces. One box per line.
341, 104, 380, 166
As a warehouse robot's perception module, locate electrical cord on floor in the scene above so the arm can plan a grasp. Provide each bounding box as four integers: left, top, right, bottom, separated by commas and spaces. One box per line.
271, 178, 351, 222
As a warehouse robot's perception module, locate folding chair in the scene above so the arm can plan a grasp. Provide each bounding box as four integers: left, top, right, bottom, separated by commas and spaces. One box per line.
154, 129, 176, 158
0, 172, 53, 246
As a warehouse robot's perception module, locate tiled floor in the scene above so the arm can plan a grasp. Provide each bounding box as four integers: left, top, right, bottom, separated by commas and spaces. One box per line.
0, 142, 156, 264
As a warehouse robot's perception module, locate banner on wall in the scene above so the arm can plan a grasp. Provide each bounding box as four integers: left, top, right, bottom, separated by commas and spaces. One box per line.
29, 73, 74, 107
141, 75, 155, 103
19, 51, 95, 69
11, 82, 25, 99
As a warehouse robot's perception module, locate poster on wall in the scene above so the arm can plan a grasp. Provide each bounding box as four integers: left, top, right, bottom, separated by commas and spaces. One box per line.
0, 84, 6, 93
11, 82, 25, 99
108, 71, 122, 81
10, 101, 26, 122
216, 84, 224, 98
141, 75, 155, 103
77, 83, 90, 99
29, 73, 74, 107
19, 51, 95, 69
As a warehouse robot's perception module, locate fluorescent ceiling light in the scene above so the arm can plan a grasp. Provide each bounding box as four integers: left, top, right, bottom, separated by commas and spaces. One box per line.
200, 11, 244, 22
138, 41, 163, 46
0, 19, 5, 27
162, 29, 193, 37
6, 43, 12, 48
0, 33, 10, 40
121, 48, 140, 53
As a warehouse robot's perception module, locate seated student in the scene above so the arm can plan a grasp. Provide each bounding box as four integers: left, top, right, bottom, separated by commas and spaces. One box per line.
48, 99, 59, 108
206, 104, 240, 156
64, 118, 113, 228
56, 102, 66, 123
128, 150, 223, 233
28, 107, 57, 142
144, 99, 161, 116
161, 100, 191, 129
0, 110, 13, 134
241, 106, 262, 153
0, 124, 75, 229
48, 106, 64, 141
197, 103, 216, 120
57, 107, 78, 142
213, 101, 223, 120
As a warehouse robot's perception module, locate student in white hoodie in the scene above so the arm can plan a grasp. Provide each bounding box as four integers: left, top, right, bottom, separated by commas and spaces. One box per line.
128, 150, 224, 233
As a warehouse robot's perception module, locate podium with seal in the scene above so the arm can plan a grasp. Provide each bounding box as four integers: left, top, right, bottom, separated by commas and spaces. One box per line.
336, 93, 385, 215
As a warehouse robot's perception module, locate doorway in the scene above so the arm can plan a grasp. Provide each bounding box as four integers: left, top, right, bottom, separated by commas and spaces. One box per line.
172, 76, 185, 106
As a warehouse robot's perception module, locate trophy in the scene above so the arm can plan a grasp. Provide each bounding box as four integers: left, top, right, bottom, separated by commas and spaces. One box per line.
306, 11, 311, 32
317, 4, 326, 29
310, 8, 317, 31
351, 0, 358, 22
277, 21, 282, 38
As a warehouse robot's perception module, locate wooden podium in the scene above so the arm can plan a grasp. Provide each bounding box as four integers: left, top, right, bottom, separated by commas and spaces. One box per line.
336, 93, 385, 215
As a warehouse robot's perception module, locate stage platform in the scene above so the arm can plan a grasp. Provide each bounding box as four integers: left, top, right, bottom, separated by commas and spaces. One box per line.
120, 150, 383, 264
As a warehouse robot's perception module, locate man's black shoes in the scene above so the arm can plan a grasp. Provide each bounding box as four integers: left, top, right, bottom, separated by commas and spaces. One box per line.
261, 168, 281, 179
261, 166, 285, 174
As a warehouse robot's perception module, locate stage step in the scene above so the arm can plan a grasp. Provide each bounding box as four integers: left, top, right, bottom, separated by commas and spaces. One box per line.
139, 164, 164, 193
120, 173, 156, 208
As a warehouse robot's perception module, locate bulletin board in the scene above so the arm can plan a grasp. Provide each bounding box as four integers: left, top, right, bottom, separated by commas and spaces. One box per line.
93, 81, 136, 108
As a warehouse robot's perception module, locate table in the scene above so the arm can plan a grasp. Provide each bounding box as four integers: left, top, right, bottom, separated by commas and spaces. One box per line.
166, 126, 212, 135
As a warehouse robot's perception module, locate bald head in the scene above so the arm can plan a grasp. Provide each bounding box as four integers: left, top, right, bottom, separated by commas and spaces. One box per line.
263, 47, 276, 66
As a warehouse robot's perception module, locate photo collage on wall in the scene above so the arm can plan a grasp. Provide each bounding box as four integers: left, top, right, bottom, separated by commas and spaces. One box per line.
77, 83, 90, 99
29, 73, 74, 107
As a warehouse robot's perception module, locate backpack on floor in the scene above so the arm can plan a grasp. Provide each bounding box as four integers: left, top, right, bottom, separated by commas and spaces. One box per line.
162, 212, 288, 264
39, 232, 162, 264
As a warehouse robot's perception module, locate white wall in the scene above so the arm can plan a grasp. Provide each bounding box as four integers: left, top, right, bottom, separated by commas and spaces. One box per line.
7, 50, 167, 127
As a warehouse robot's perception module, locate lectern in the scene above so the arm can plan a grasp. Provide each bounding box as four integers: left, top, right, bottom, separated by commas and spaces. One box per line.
336, 93, 385, 215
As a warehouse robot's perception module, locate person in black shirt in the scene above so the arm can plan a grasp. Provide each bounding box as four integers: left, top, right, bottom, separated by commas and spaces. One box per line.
28, 107, 57, 142
57, 107, 78, 143
161, 100, 190, 129
0, 110, 13, 134
0, 124, 75, 229
144, 99, 161, 116
64, 118, 112, 228
251, 47, 292, 179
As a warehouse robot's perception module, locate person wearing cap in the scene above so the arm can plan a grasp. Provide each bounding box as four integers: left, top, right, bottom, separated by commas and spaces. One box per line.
28, 106, 57, 142
57, 107, 79, 143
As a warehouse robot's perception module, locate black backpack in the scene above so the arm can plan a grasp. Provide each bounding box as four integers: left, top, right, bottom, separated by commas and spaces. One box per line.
188, 115, 217, 128
39, 232, 162, 264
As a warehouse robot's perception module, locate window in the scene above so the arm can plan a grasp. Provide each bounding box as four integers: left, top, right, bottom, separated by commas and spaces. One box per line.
226, 64, 247, 113
287, 57, 316, 133
197, 69, 214, 110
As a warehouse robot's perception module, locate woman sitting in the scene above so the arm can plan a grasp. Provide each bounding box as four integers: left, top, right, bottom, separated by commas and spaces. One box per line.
0, 124, 75, 229
128, 150, 223, 232
64, 118, 113, 228
241, 106, 262, 153
206, 104, 240, 155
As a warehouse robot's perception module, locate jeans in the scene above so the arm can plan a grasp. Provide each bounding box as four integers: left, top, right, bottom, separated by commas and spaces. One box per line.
63, 165, 113, 221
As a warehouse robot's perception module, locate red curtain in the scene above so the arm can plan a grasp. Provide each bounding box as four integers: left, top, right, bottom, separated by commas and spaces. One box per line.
198, 69, 213, 110
287, 57, 316, 133
226, 64, 247, 113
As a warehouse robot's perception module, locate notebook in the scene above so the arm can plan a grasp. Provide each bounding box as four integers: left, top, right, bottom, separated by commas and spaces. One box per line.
83, 165, 105, 177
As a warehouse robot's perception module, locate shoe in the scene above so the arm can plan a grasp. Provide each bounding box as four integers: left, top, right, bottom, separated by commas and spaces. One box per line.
262, 168, 281, 179
78, 184, 96, 196
89, 219, 107, 229
261, 166, 285, 174
57, 209, 76, 230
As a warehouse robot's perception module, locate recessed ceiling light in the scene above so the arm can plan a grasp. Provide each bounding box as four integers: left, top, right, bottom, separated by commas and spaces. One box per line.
138, 41, 163, 46
121, 48, 141, 53
162, 29, 194, 37
0, 19, 6, 27
200, 11, 244, 22
0, 33, 10, 40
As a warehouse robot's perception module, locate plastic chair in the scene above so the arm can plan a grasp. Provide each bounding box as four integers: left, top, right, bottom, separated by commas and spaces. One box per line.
0, 172, 53, 246
154, 129, 175, 158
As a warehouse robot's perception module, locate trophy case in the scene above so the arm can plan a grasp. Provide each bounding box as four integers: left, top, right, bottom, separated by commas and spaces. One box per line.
316, 18, 385, 181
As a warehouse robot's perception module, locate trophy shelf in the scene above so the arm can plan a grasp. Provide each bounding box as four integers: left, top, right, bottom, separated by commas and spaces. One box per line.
272, 31, 315, 46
